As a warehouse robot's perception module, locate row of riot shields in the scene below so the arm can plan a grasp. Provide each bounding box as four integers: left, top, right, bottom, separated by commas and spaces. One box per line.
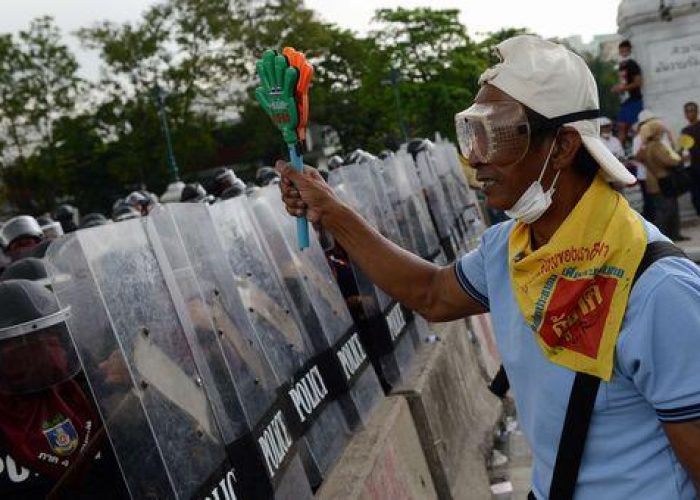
36, 138, 484, 499
406, 140, 487, 257
42, 194, 385, 499
328, 164, 431, 391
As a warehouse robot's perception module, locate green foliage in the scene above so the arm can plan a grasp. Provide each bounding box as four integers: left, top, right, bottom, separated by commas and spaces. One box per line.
0, 3, 613, 217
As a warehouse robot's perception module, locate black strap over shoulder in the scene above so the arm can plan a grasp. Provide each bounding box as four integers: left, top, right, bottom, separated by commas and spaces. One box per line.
547, 240, 689, 500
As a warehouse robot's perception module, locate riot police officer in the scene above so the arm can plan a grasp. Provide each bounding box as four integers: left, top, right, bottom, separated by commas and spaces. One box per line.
0, 280, 128, 499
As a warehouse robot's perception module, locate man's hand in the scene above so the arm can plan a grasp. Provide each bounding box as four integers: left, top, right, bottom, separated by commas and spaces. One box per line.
275, 160, 343, 225
611, 83, 625, 93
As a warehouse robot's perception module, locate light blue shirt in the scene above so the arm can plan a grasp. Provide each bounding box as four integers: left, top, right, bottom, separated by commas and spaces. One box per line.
457, 218, 700, 499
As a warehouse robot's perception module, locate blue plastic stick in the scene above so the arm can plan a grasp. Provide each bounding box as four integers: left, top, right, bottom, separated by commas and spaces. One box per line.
288, 144, 310, 250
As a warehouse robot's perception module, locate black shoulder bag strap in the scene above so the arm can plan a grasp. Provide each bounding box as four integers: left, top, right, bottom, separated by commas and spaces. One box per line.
547, 241, 688, 500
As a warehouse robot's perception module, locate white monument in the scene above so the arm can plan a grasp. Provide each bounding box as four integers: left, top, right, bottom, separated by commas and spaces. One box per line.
618, 0, 700, 135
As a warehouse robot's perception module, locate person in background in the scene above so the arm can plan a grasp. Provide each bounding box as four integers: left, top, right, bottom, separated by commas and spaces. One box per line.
599, 117, 625, 160
680, 102, 700, 216
612, 40, 643, 149
636, 119, 688, 241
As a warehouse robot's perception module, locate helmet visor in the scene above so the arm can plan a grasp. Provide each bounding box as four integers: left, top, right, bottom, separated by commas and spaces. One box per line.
455, 101, 530, 166
0, 309, 80, 395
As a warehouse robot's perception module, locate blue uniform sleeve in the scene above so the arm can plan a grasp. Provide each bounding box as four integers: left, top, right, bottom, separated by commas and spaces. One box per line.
618, 267, 700, 423
454, 234, 490, 310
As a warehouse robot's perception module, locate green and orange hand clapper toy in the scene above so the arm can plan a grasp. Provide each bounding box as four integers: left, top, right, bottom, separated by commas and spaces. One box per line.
255, 47, 314, 250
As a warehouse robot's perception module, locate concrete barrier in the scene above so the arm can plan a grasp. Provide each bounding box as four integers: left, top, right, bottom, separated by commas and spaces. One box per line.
394, 319, 502, 500
316, 397, 438, 500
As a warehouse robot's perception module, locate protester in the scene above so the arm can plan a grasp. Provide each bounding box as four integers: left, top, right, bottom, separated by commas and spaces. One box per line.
636, 119, 688, 241
680, 101, 700, 216
277, 36, 700, 499
612, 40, 643, 148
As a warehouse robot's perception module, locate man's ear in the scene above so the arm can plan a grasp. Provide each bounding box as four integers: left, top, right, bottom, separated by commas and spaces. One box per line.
552, 128, 582, 171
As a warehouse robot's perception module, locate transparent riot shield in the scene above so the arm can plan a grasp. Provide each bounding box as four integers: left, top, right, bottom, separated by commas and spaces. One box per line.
434, 140, 486, 252
385, 154, 444, 264
209, 196, 380, 486
146, 204, 314, 497
413, 148, 459, 259
328, 166, 421, 389
45, 221, 232, 499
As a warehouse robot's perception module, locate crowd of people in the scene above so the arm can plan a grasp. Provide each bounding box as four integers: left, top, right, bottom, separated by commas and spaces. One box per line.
598, 40, 700, 243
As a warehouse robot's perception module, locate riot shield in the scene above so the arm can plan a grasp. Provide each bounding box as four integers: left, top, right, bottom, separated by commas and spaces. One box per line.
433, 140, 486, 253
146, 204, 318, 497
327, 167, 419, 389
413, 148, 459, 259
45, 221, 233, 499
384, 154, 444, 263
209, 196, 380, 486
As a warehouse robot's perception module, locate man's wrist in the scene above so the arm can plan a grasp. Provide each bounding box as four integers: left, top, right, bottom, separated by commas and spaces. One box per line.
321, 200, 353, 232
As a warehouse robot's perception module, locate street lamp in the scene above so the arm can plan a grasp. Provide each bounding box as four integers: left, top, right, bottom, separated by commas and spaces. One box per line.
151, 83, 184, 202
381, 68, 409, 143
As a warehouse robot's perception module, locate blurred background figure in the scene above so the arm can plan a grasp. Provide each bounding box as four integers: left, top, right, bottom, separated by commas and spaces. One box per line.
0, 257, 52, 287
53, 205, 79, 234
255, 166, 281, 187
599, 117, 625, 160
0, 216, 45, 262
613, 40, 643, 149
680, 102, 700, 216
636, 118, 688, 241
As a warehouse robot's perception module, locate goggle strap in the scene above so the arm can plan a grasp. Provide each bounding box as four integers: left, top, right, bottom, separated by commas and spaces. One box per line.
548, 109, 600, 127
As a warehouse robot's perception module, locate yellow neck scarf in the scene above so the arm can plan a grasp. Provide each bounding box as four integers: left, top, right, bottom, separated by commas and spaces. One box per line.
508, 174, 646, 380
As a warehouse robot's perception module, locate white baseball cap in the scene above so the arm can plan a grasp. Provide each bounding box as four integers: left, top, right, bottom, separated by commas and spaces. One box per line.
637, 109, 657, 125
478, 35, 635, 185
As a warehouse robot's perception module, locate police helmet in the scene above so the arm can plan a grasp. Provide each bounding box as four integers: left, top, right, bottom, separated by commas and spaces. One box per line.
1, 216, 44, 251
327, 155, 344, 171
0, 257, 52, 287
36, 216, 64, 240
53, 205, 79, 233
220, 178, 247, 200
112, 203, 141, 222
180, 182, 209, 203
345, 149, 377, 166
0, 280, 79, 394
80, 213, 110, 229
256, 167, 281, 187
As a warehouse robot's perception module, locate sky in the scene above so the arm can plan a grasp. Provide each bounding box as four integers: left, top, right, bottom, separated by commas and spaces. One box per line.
0, 0, 621, 78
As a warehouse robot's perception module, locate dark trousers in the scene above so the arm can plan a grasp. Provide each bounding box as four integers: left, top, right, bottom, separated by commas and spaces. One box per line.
651, 193, 681, 240
639, 180, 656, 222
687, 165, 700, 216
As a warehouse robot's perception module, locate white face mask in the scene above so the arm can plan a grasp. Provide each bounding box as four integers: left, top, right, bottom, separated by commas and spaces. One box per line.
504, 136, 560, 224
